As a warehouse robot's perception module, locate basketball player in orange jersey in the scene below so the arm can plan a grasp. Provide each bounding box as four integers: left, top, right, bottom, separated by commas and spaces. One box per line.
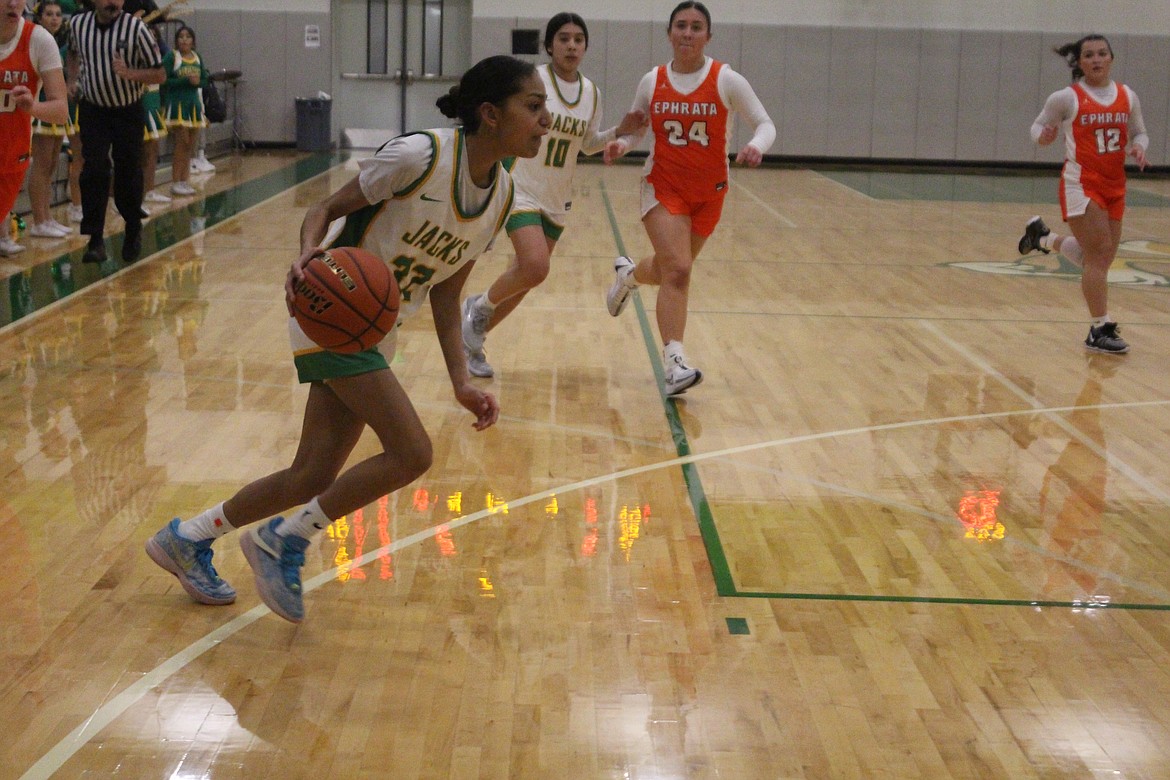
1016, 34, 1149, 354
602, 0, 773, 395
0, 0, 68, 256
145, 55, 550, 623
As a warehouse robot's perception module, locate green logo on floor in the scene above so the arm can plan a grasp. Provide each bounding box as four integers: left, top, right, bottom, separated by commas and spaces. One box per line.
945, 239, 1170, 287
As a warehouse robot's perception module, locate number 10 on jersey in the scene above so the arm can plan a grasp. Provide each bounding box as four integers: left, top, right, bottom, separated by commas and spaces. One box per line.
544, 138, 571, 168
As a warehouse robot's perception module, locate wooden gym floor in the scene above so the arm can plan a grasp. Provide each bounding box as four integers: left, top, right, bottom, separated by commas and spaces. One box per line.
2, 151, 1170, 778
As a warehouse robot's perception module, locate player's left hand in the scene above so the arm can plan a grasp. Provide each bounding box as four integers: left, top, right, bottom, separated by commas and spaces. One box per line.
615, 109, 648, 137
10, 85, 33, 112
112, 51, 128, 79
1130, 145, 1149, 171
455, 383, 499, 431
603, 139, 627, 165
735, 144, 763, 167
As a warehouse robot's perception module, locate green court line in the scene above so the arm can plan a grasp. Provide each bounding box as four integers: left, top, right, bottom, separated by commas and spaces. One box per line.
600, 178, 737, 597
2, 151, 346, 330
726, 617, 750, 634
597, 177, 1170, 612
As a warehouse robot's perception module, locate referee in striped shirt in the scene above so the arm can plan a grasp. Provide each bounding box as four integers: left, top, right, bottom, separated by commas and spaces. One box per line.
66, 0, 163, 263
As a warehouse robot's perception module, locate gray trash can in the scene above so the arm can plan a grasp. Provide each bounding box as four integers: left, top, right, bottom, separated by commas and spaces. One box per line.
295, 97, 332, 151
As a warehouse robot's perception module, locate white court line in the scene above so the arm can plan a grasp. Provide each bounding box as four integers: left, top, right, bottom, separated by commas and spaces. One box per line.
20, 397, 1170, 779
808, 169, 880, 202
732, 178, 798, 228
919, 319, 1170, 505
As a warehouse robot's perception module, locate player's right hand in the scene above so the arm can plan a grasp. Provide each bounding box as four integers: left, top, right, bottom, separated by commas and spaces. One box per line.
603, 139, 627, 165
285, 247, 326, 314
112, 51, 128, 79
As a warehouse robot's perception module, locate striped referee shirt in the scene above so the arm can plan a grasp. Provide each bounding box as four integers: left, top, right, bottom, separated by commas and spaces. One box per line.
68, 10, 161, 107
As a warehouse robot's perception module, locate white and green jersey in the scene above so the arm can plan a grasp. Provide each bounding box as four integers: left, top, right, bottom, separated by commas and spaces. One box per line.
509, 63, 614, 222
290, 128, 514, 366
329, 127, 514, 322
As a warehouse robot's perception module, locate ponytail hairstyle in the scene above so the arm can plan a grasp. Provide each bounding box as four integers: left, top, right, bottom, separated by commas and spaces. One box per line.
668, 1, 712, 33
1054, 34, 1112, 81
436, 55, 537, 133
544, 12, 589, 55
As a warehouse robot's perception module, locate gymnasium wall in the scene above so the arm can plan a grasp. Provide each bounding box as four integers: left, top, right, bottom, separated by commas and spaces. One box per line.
471, 0, 1169, 34
186, 9, 331, 146
179, 1, 1168, 163
471, 13, 1170, 166
183, 0, 327, 11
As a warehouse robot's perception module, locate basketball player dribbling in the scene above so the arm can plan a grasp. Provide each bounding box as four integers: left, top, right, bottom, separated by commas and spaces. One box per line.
602, 0, 774, 396
145, 55, 551, 623
1016, 34, 1149, 354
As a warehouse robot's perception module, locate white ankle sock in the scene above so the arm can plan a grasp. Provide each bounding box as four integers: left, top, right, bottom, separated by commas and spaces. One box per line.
624, 262, 639, 287
663, 340, 685, 365
477, 292, 499, 312
278, 496, 330, 540
1091, 315, 1111, 327
1057, 236, 1084, 268
177, 502, 233, 541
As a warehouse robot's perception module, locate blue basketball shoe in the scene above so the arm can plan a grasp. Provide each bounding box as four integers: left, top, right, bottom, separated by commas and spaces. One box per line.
145, 519, 237, 605
240, 517, 310, 623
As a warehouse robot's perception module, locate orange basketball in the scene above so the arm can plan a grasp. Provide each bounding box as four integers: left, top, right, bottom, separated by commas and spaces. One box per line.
291, 247, 400, 354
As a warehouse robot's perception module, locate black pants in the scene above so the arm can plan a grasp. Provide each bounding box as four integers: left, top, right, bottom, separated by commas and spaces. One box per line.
78, 100, 145, 240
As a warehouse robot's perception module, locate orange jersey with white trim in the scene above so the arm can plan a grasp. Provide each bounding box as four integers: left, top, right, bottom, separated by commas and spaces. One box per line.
0, 20, 38, 170
647, 60, 729, 199
1065, 81, 1130, 191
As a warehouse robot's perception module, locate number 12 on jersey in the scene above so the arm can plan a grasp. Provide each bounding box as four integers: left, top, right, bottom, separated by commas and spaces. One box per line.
1095, 127, 1122, 154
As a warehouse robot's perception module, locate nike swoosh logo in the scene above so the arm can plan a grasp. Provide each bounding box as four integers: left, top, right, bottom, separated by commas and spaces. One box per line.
421, 194, 442, 202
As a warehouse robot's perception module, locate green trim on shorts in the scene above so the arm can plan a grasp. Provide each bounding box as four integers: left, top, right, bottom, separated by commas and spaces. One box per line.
294, 347, 388, 383
506, 210, 564, 241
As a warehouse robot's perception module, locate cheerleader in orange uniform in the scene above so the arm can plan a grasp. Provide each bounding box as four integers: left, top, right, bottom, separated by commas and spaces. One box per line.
1016, 34, 1149, 354
603, 1, 774, 395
